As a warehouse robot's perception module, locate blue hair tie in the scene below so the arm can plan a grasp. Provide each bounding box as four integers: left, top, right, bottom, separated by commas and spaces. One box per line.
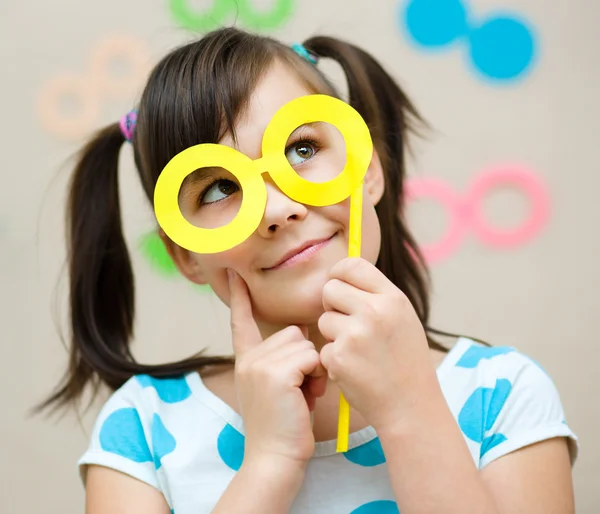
291, 43, 318, 65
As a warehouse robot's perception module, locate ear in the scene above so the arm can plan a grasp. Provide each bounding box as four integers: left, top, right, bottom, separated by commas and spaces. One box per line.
159, 228, 208, 286
364, 149, 385, 205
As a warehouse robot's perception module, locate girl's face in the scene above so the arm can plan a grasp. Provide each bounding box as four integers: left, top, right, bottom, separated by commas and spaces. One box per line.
166, 61, 385, 333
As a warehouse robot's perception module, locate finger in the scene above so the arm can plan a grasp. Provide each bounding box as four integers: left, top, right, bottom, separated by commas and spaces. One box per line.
301, 379, 317, 411
278, 347, 322, 388
318, 310, 350, 342
228, 269, 263, 355
319, 342, 338, 381
302, 358, 328, 410
329, 257, 391, 294
298, 324, 309, 340
322, 278, 370, 315
259, 336, 315, 365
306, 366, 328, 399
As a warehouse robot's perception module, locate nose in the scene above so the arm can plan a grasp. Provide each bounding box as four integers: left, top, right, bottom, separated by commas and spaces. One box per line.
256, 177, 308, 237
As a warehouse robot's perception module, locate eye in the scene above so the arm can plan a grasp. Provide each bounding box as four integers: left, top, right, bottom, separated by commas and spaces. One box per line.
285, 141, 317, 166
200, 179, 239, 205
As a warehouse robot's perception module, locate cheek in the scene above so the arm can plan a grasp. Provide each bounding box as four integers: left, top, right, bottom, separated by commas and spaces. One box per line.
318, 200, 381, 264
190, 243, 256, 297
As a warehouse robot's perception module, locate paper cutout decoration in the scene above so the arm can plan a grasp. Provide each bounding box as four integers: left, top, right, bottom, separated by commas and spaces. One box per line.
139, 231, 212, 293
154, 94, 374, 452
170, 0, 295, 32
139, 231, 179, 277
37, 35, 151, 140
400, 0, 537, 83
405, 165, 550, 263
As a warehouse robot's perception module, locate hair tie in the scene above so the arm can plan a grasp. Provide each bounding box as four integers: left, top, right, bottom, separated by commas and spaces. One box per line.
119, 109, 138, 143
291, 43, 318, 65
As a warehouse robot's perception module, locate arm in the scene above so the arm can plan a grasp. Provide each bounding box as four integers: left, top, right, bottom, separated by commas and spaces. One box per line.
86, 457, 306, 514
377, 383, 574, 514
212, 456, 306, 513
317, 258, 576, 514
85, 465, 171, 514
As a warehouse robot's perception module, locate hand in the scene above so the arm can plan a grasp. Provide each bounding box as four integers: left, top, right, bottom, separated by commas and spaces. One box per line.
318, 258, 438, 432
228, 269, 327, 468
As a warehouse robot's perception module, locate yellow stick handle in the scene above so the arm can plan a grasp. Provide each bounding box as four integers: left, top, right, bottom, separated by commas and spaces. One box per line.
336, 184, 363, 452
336, 393, 350, 452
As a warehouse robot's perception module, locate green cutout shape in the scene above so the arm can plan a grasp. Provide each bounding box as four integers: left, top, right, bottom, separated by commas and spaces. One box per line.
169, 0, 295, 32
139, 231, 212, 294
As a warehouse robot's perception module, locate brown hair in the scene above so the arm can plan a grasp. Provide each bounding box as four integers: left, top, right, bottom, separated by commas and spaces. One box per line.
39, 27, 472, 413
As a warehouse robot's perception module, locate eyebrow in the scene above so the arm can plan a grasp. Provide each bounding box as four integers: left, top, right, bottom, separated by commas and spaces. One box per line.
178, 122, 327, 190
181, 167, 220, 189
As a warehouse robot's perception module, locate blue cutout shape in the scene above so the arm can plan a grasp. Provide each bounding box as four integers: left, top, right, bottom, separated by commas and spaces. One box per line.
217, 424, 245, 471
481, 433, 507, 457
458, 379, 511, 442
468, 16, 536, 81
351, 500, 400, 513
136, 375, 192, 403
455, 345, 514, 368
343, 437, 386, 467
99, 408, 153, 463
403, 0, 469, 48
399, 0, 538, 82
151, 414, 177, 469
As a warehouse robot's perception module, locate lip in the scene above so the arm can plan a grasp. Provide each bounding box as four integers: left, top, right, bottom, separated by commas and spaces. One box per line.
264, 234, 336, 271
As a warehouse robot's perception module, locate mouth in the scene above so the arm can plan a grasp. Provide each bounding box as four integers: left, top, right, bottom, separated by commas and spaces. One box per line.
264, 234, 336, 271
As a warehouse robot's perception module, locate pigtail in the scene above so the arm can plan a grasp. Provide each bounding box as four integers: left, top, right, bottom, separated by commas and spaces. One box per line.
38, 124, 233, 414
36, 124, 135, 411
304, 38, 432, 321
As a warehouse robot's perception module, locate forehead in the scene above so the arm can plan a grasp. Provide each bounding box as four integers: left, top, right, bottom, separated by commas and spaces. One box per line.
220, 61, 319, 152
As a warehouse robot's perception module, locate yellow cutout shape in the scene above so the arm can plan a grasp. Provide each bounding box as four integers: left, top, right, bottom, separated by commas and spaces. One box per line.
154, 94, 374, 452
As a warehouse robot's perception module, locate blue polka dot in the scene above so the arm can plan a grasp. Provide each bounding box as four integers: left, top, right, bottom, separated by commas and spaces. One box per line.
151, 414, 176, 469
468, 16, 537, 81
217, 424, 245, 471
344, 437, 386, 467
136, 375, 192, 403
351, 500, 400, 513
458, 379, 511, 442
481, 433, 507, 457
99, 408, 152, 463
402, 0, 469, 48
455, 345, 514, 368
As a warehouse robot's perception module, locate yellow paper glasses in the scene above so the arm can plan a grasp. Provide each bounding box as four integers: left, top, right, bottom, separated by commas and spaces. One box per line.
153, 94, 374, 452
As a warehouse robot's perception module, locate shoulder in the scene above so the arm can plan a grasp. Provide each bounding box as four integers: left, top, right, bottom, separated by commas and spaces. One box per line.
444, 337, 556, 387
439, 338, 579, 469
92, 373, 198, 434
78, 373, 199, 490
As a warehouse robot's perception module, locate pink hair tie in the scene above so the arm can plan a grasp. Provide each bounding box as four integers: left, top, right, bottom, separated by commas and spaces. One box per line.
119, 109, 138, 142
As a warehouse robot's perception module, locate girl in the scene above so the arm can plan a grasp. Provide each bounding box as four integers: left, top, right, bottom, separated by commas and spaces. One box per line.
42, 27, 578, 513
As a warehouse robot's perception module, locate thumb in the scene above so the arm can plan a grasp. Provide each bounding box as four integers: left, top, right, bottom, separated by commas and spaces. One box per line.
227, 269, 263, 355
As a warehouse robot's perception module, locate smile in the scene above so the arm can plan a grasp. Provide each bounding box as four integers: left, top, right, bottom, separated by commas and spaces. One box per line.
265, 234, 336, 271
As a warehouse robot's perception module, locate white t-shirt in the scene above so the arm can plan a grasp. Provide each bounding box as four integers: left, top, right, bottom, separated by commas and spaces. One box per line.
79, 338, 578, 513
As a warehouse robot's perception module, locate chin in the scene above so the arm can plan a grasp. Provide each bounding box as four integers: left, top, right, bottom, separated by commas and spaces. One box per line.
254, 268, 330, 325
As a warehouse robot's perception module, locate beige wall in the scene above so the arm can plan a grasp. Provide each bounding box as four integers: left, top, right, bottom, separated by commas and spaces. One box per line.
2, 0, 598, 511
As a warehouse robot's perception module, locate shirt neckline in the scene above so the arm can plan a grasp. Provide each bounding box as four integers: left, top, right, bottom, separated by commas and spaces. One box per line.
187, 337, 474, 457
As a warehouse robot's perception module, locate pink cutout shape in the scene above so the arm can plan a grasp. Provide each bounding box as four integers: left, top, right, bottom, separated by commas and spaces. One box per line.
405, 165, 551, 264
